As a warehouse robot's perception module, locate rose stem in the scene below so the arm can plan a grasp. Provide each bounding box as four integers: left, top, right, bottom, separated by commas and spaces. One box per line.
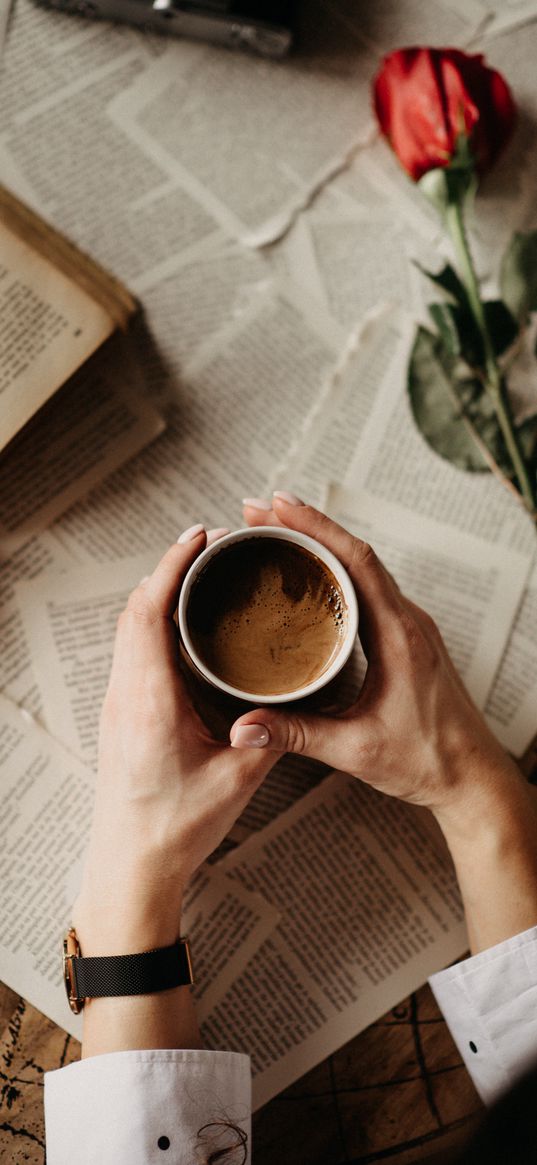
446, 198, 537, 517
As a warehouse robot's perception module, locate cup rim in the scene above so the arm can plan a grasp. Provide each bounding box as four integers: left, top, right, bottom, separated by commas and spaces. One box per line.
178, 525, 359, 704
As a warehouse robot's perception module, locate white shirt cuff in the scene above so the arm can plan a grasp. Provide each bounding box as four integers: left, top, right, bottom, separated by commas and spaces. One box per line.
45, 1049, 251, 1165
429, 925, 537, 1106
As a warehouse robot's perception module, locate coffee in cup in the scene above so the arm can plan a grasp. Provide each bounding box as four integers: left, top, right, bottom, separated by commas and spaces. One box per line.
178, 527, 358, 705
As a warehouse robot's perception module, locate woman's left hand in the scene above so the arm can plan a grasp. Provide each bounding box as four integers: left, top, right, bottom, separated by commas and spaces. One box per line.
73, 526, 281, 957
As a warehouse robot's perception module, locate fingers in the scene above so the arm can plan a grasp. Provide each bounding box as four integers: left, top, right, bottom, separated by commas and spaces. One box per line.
109, 527, 208, 685
268, 492, 402, 659
136, 526, 207, 619
230, 705, 372, 773
242, 497, 285, 528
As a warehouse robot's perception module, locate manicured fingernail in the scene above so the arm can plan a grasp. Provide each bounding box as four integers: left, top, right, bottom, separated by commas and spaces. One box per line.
231, 724, 270, 748
273, 490, 304, 506
242, 497, 272, 511
178, 523, 205, 544
206, 527, 230, 545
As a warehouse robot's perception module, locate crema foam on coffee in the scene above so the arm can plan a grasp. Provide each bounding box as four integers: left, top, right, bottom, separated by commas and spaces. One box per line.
187, 537, 347, 695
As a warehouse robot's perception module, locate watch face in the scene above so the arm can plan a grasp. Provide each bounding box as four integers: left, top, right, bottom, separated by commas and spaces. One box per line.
63, 927, 84, 1014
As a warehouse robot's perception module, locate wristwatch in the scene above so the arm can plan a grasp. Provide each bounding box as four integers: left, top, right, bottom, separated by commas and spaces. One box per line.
63, 927, 194, 1014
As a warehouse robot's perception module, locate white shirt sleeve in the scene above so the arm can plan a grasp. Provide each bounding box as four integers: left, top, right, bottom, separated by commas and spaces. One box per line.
429, 924, 537, 1106
44, 1049, 251, 1165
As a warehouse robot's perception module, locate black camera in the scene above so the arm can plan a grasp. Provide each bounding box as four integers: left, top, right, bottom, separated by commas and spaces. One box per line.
38, 0, 296, 57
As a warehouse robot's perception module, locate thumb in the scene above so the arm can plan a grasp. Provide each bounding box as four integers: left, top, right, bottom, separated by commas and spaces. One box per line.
230, 706, 364, 773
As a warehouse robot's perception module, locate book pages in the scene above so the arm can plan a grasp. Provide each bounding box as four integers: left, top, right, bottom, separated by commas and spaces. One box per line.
204, 772, 468, 1109
326, 485, 533, 714
47, 280, 346, 565
0, 334, 165, 557
0, 219, 114, 449
108, 17, 378, 248
0, 531, 74, 717
480, 0, 537, 35
15, 554, 157, 764
345, 320, 537, 555
485, 561, 537, 755
0, 694, 278, 1039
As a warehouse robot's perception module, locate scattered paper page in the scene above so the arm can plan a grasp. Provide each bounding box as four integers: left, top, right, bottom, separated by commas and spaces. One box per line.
271, 307, 402, 505
0, 531, 74, 716
203, 772, 468, 1109
481, 0, 537, 35
15, 554, 153, 763
327, 484, 532, 713
49, 278, 346, 563
107, 9, 379, 247
344, 319, 537, 556
485, 560, 537, 756
0, 334, 165, 558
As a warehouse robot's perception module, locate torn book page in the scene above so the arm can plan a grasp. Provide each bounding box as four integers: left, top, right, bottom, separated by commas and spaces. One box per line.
204, 771, 468, 1109
344, 317, 537, 556
326, 484, 533, 714
485, 559, 537, 757
0, 532, 74, 717
107, 6, 379, 248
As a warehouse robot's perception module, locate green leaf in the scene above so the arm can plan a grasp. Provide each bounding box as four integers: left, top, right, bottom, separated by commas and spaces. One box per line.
414, 261, 470, 308
408, 327, 517, 476
408, 327, 489, 471
500, 230, 537, 324
517, 413, 537, 468
426, 299, 517, 366
428, 303, 462, 356
483, 300, 519, 357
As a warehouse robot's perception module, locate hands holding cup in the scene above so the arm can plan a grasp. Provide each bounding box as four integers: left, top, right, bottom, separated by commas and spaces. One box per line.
76, 491, 537, 1017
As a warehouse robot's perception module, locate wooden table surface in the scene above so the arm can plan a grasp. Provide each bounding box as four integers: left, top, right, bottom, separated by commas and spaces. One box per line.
0, 978, 482, 1164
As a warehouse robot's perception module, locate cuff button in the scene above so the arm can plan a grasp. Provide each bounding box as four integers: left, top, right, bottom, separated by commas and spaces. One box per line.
469, 1041, 478, 1053
158, 1136, 170, 1150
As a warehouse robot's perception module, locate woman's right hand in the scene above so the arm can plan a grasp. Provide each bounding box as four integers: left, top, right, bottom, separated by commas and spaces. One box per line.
232, 493, 519, 820
233, 494, 537, 954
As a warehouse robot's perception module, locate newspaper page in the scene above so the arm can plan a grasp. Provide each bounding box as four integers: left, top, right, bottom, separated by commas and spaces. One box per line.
0, 532, 74, 716
480, 0, 537, 35
0, 694, 278, 1039
0, 335, 165, 558
344, 320, 536, 555
203, 771, 468, 1109
0, 0, 219, 294
15, 554, 155, 763
326, 484, 532, 713
48, 278, 346, 564
485, 560, 537, 755
0, 0, 11, 61
270, 308, 402, 505
108, 5, 379, 248
327, 0, 488, 52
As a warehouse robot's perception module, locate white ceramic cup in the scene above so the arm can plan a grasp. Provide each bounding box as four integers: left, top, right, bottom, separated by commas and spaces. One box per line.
178, 525, 359, 704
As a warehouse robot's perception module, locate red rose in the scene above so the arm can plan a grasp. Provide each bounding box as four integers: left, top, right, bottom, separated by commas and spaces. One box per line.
373, 47, 516, 181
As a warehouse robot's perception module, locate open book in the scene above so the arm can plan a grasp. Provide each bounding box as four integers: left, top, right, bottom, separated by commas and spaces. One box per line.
0, 184, 136, 452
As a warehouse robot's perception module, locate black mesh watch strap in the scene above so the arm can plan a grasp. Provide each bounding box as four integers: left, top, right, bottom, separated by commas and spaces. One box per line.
64, 933, 193, 1013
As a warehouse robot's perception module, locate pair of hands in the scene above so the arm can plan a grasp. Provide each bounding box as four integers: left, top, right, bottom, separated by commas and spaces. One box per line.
74, 494, 523, 955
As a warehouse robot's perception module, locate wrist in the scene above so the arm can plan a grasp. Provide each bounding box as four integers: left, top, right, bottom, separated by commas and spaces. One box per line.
432, 757, 537, 953
431, 749, 530, 847
73, 888, 184, 958
73, 848, 187, 956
